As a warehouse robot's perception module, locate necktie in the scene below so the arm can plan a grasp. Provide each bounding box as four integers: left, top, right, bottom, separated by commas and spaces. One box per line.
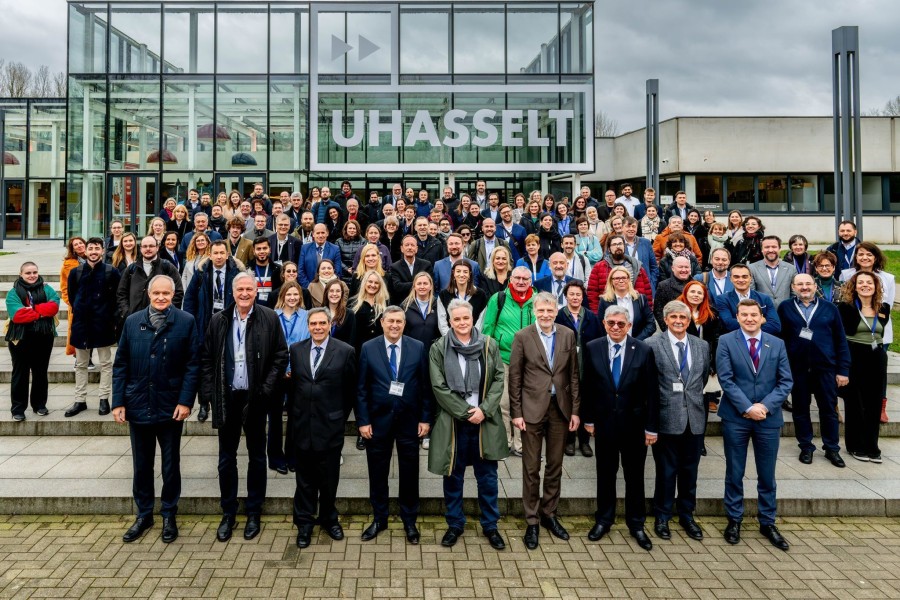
676, 341, 688, 382
769, 267, 777, 289
313, 346, 323, 374
389, 344, 398, 379
748, 338, 759, 371
215, 270, 223, 299
556, 279, 565, 303
612, 344, 622, 388
317, 246, 323, 262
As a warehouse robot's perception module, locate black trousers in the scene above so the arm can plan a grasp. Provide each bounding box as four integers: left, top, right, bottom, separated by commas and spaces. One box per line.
8, 332, 53, 416
651, 426, 703, 521
129, 420, 184, 519
844, 343, 886, 456
217, 390, 268, 516
594, 426, 647, 530
566, 423, 592, 446
365, 420, 420, 526
293, 445, 343, 528
266, 379, 290, 468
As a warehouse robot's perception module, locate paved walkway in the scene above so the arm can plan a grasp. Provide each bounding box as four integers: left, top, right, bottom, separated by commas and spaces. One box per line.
1, 515, 900, 599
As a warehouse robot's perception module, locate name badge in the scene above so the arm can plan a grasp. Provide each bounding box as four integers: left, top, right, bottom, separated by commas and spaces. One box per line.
213, 299, 225, 312
799, 328, 813, 340
258, 292, 269, 301
389, 381, 405, 396
672, 382, 684, 392
235, 351, 245, 363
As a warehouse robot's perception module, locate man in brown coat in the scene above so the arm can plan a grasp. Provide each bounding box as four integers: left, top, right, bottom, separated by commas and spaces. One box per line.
509, 291, 581, 549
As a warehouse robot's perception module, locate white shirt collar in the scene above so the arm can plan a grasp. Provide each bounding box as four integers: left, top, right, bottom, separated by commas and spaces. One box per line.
667, 330, 688, 346
741, 329, 761, 344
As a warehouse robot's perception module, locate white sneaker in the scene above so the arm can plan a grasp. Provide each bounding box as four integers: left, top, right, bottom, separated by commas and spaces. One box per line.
340, 454, 344, 465
422, 437, 430, 450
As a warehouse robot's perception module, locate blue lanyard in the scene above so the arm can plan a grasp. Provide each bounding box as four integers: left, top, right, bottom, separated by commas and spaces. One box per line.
254, 264, 269, 281
856, 299, 878, 335
280, 313, 298, 341
678, 342, 688, 376
235, 314, 248, 345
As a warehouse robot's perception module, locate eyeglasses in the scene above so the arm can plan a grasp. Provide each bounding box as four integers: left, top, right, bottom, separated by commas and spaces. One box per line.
610, 276, 629, 282
604, 320, 628, 329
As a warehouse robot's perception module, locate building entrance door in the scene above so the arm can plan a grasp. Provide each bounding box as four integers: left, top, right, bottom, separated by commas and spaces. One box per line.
108, 174, 159, 235
2, 180, 24, 239
215, 173, 267, 200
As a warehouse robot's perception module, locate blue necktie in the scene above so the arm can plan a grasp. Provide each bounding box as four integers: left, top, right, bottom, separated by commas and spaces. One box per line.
313, 346, 323, 373
612, 344, 622, 388
677, 341, 688, 382
389, 344, 398, 379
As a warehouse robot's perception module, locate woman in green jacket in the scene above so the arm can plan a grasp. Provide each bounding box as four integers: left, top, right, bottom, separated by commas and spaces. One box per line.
6, 261, 60, 421
428, 298, 508, 551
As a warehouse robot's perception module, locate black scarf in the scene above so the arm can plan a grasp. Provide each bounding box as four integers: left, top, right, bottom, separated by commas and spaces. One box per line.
6, 276, 54, 341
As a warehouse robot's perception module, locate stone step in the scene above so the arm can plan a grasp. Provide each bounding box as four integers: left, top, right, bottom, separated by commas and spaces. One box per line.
0, 273, 61, 283
1, 434, 898, 516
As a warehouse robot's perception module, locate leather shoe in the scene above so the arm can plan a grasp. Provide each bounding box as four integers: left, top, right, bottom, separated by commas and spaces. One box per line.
356, 436, 366, 451
580, 443, 593, 458
724, 520, 741, 545
296, 526, 312, 548
782, 399, 793, 412
197, 404, 209, 423
564, 441, 576, 456
324, 523, 344, 541
161, 517, 178, 543
540, 516, 569, 541
441, 527, 463, 547
587, 523, 610, 541
269, 462, 289, 475
217, 516, 236, 542
64, 402, 87, 418
825, 450, 846, 468
243, 515, 261, 540
679, 517, 704, 540
484, 529, 505, 550
361, 521, 387, 541
404, 523, 420, 545
760, 524, 789, 551
122, 516, 153, 543
524, 524, 540, 549
799, 448, 813, 464
653, 519, 671, 540
98, 399, 111, 416
630, 528, 653, 551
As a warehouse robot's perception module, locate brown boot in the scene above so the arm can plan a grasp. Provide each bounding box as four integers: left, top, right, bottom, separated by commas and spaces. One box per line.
881, 398, 889, 424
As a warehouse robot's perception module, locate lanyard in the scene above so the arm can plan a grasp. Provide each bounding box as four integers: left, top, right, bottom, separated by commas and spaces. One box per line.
235, 314, 247, 345
280, 313, 298, 341
857, 304, 878, 336
677, 342, 688, 380
712, 276, 726, 296
543, 332, 555, 365
254, 264, 269, 281
794, 299, 818, 326
569, 258, 576, 277
844, 243, 857, 269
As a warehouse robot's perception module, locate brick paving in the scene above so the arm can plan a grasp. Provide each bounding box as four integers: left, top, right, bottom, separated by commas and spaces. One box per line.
2, 515, 900, 599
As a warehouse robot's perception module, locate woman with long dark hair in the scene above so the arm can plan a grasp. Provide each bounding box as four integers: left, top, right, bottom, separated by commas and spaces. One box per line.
324, 279, 355, 346
726, 216, 764, 265
436, 261, 488, 335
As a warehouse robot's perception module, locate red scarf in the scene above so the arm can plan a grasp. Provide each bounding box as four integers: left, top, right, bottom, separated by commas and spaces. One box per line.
508, 285, 534, 306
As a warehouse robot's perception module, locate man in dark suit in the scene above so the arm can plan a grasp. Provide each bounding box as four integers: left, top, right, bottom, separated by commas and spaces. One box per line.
715, 264, 781, 335
508, 292, 580, 550
388, 235, 433, 305
298, 223, 343, 287
716, 299, 793, 551
356, 307, 433, 544
535, 253, 575, 308
268, 214, 302, 266
645, 301, 710, 542
288, 307, 357, 549
582, 304, 659, 551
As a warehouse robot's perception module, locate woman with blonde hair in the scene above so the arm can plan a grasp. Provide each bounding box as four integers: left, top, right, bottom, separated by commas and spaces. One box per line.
597, 265, 655, 340
519, 197, 542, 235
401, 271, 440, 352
349, 243, 386, 297
180, 232, 211, 290
111, 232, 138, 272
351, 271, 389, 353
166, 204, 192, 240
147, 217, 167, 246
481, 245, 513, 298
272, 280, 310, 473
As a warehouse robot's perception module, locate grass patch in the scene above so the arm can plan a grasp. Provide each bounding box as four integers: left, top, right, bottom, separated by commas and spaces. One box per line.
0, 252, 14, 256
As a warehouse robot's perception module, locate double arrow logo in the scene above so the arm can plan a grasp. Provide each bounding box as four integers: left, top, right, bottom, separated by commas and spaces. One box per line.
332, 34, 381, 62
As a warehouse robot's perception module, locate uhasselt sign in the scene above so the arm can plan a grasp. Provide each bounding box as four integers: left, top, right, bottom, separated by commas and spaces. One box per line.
331, 108, 576, 149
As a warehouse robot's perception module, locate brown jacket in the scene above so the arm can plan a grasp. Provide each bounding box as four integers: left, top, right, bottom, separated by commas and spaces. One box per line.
652, 226, 702, 262
508, 325, 580, 423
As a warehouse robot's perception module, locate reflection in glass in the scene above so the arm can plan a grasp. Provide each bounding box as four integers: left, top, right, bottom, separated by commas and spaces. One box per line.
164, 4, 215, 73
789, 175, 819, 212
67, 78, 107, 171
758, 175, 787, 212
560, 3, 592, 73
725, 176, 753, 211
507, 4, 558, 74
29, 102, 67, 179
69, 3, 107, 74
66, 172, 105, 239
400, 7, 450, 74
163, 80, 214, 171
451, 93, 505, 164
695, 175, 722, 208
861, 175, 883, 211
217, 6, 268, 73
453, 6, 504, 73
271, 5, 309, 73
270, 79, 308, 171
109, 4, 162, 73
107, 81, 161, 170
216, 80, 268, 170
1, 105, 28, 180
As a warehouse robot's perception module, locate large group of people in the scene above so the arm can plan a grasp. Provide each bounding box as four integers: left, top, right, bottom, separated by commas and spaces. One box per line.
5, 180, 893, 554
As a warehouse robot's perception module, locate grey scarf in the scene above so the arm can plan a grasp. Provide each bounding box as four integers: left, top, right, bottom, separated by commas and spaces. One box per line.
443, 329, 485, 398
149, 306, 168, 330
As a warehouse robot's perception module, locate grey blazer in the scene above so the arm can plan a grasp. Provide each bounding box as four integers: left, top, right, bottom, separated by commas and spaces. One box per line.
749, 260, 795, 307
646, 332, 710, 435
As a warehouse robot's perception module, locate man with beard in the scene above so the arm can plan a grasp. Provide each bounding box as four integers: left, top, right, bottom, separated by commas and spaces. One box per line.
825, 220, 862, 272
622, 218, 658, 291
468, 218, 511, 273
615, 183, 640, 217
293, 211, 316, 245
117, 236, 184, 319
586, 235, 654, 313
415, 217, 446, 266
694, 247, 733, 305
496, 204, 526, 260
750, 236, 794, 307
653, 256, 694, 330
432, 233, 481, 291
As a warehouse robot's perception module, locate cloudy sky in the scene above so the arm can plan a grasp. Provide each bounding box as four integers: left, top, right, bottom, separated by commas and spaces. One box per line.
0, 0, 895, 133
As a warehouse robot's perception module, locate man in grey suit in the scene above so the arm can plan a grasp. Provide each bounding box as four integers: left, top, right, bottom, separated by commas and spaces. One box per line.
749, 236, 794, 306
646, 301, 710, 542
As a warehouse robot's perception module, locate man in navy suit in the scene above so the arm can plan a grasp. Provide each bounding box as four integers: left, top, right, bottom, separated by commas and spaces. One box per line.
582, 305, 660, 551
622, 218, 659, 293
694, 248, 734, 305
356, 306, 433, 544
715, 264, 781, 335
268, 214, 302, 266
716, 299, 793, 551
535, 253, 574, 307
298, 223, 343, 287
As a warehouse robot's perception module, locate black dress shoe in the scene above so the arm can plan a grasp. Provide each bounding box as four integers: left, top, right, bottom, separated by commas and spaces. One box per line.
825, 450, 846, 468
654, 519, 671, 540
197, 404, 209, 423
679, 517, 704, 540
356, 436, 366, 450
269, 462, 289, 475
324, 523, 344, 541
587, 523, 610, 541
296, 526, 312, 548
244, 515, 261, 540
35, 407, 49, 416
122, 517, 153, 543
630, 528, 653, 551
580, 443, 593, 458
361, 521, 387, 541
441, 527, 463, 547
484, 529, 506, 550
782, 399, 793, 412
98, 399, 110, 416
799, 448, 813, 464
524, 524, 540, 549
760, 524, 789, 551
564, 441, 576, 456
724, 520, 741, 545
540, 516, 569, 541
64, 402, 87, 418
161, 517, 178, 543
217, 515, 236, 542
404, 524, 420, 545
700, 445, 707, 456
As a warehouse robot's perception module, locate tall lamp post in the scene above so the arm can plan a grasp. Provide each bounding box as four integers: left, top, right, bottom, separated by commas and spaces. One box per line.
645, 79, 660, 195
832, 26, 863, 238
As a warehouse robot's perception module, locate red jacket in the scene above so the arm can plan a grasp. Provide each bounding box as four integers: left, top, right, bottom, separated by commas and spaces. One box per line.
586, 256, 654, 315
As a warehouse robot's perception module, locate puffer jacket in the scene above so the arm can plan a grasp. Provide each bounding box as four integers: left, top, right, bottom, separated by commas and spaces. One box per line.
68, 261, 121, 349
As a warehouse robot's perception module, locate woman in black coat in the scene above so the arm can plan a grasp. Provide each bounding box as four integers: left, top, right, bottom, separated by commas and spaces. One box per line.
597, 293, 655, 341
401, 272, 441, 355
537, 213, 562, 259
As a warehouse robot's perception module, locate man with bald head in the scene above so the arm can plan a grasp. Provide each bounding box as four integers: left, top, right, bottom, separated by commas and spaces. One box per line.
535, 253, 574, 307
653, 256, 693, 330
298, 223, 343, 287
117, 236, 184, 319
777, 273, 850, 468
